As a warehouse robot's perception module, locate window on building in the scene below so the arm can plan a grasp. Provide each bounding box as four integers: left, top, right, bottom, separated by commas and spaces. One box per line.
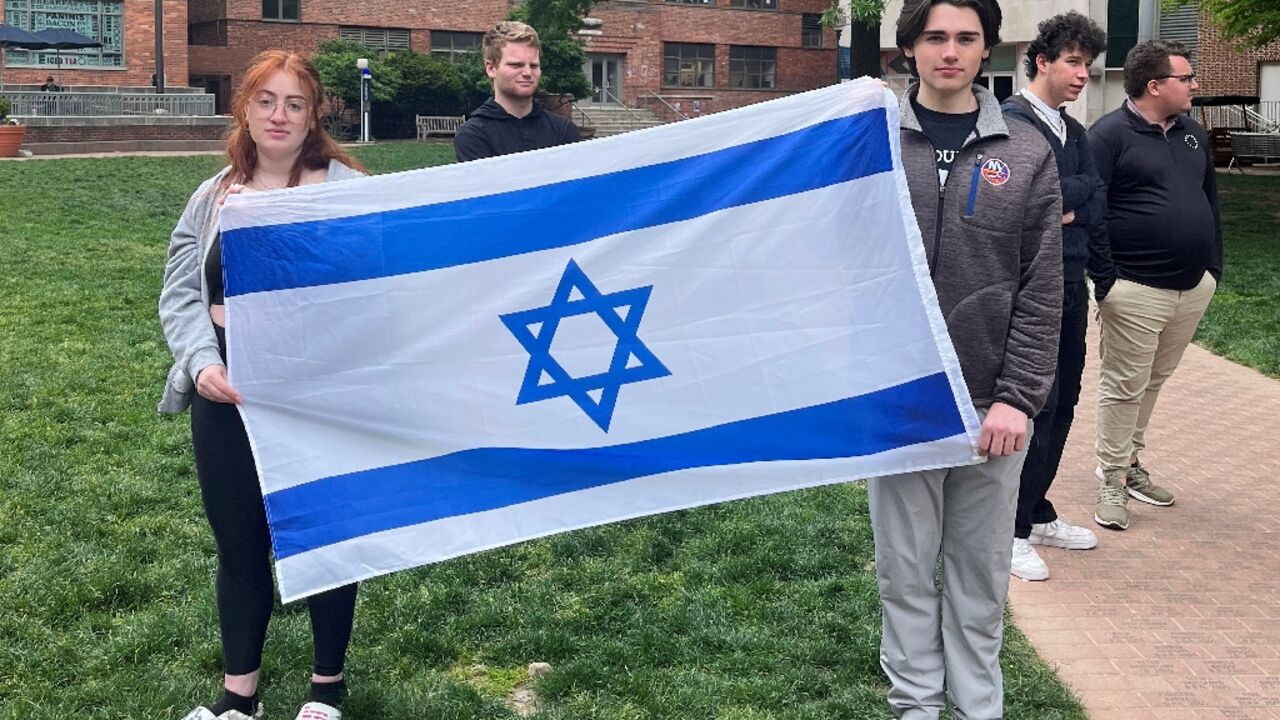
1158, 1, 1199, 60
430, 31, 483, 62
973, 44, 1017, 101
262, 0, 299, 21
802, 14, 823, 48
339, 26, 411, 56
730, 46, 777, 89
730, 0, 777, 8
1107, 0, 1138, 69
2, 0, 124, 68
664, 43, 715, 87
666, 0, 714, 6
189, 20, 228, 47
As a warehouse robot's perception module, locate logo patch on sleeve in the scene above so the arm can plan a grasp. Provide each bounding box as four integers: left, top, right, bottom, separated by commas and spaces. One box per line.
980, 158, 1011, 186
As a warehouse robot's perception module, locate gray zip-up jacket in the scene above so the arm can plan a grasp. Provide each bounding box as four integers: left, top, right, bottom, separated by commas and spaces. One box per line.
157, 160, 365, 413
900, 85, 1063, 418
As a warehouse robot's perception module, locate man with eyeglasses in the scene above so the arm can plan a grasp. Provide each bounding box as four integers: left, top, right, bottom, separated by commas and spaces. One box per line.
1086, 39, 1220, 532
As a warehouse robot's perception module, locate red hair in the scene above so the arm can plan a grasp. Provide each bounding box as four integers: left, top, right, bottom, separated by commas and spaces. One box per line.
223, 50, 367, 189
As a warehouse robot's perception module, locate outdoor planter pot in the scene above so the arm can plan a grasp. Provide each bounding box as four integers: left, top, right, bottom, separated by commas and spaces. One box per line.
0, 123, 25, 157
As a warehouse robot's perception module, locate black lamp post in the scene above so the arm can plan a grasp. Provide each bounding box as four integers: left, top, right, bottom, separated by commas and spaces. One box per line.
154, 0, 165, 93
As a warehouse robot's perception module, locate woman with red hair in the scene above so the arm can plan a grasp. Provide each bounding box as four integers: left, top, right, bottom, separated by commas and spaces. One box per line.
159, 50, 367, 720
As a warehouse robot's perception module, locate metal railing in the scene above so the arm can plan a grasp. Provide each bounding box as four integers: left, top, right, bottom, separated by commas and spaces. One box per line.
591, 86, 647, 123
1, 91, 217, 117
1248, 101, 1280, 132
1196, 101, 1280, 133
570, 103, 595, 128
640, 90, 690, 121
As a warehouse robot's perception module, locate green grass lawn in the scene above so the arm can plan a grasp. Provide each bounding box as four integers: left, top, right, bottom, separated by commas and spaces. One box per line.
1194, 173, 1280, 377
0, 143, 1101, 720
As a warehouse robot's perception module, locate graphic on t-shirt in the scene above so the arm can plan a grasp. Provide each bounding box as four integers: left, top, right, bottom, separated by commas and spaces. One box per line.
911, 98, 978, 187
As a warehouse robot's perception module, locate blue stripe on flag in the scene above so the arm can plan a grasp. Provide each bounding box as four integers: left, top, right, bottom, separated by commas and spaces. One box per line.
265, 372, 963, 560
224, 108, 891, 297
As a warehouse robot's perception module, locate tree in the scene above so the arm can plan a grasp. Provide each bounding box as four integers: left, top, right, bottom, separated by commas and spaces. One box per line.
516, 0, 595, 39
377, 51, 467, 137
535, 35, 593, 99
823, 1, 887, 81
313, 40, 473, 139
311, 39, 400, 105
455, 51, 497, 113
1187, 0, 1280, 48
311, 40, 403, 139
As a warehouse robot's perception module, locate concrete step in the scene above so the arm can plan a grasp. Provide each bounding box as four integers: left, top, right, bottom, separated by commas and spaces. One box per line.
591, 122, 663, 130
593, 125, 664, 137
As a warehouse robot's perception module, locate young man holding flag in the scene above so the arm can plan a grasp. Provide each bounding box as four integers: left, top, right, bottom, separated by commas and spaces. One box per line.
867, 0, 1062, 717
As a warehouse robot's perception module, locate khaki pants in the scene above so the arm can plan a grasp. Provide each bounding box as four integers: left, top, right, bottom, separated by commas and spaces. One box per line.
1095, 271, 1216, 471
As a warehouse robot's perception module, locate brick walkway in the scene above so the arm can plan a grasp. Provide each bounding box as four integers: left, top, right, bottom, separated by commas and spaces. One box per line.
1007, 334, 1280, 719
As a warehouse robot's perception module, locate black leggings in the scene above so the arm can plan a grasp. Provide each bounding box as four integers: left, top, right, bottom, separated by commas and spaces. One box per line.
190, 325, 357, 676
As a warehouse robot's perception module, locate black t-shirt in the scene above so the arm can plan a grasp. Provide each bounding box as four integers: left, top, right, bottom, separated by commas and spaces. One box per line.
206, 233, 224, 305
912, 98, 978, 185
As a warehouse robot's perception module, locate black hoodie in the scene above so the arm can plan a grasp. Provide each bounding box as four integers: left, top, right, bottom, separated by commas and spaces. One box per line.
454, 98, 581, 162
1002, 94, 1115, 299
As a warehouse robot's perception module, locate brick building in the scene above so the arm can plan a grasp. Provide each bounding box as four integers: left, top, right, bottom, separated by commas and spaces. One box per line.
187, 0, 508, 112
0, 0, 188, 89
1194, 15, 1280, 102
185, 0, 836, 117
579, 1, 837, 121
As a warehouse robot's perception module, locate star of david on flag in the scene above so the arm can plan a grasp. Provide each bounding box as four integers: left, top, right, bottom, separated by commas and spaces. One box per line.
500, 259, 671, 432
217, 78, 984, 602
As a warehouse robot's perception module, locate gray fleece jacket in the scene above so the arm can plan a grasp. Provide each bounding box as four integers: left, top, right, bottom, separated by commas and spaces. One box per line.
157, 159, 366, 413
900, 84, 1063, 418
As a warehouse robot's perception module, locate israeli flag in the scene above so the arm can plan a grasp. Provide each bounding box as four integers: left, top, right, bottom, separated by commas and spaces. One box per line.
221, 79, 982, 602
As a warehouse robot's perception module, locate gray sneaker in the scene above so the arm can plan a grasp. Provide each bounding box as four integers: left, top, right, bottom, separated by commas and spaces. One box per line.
1126, 460, 1174, 506
1093, 468, 1130, 530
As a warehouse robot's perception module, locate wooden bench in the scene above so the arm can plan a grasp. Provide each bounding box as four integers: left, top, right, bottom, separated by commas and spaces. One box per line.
416, 115, 465, 141
1228, 131, 1280, 172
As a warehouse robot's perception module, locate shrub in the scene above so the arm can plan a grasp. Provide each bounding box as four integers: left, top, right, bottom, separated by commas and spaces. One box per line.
376, 51, 467, 137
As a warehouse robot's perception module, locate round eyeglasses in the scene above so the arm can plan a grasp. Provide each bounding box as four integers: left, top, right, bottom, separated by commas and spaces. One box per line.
250, 94, 309, 121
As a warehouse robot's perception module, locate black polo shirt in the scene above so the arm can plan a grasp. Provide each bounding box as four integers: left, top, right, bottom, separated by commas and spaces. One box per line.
1088, 103, 1222, 291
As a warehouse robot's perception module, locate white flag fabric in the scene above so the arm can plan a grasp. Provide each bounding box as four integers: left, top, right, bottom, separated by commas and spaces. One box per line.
221, 79, 983, 602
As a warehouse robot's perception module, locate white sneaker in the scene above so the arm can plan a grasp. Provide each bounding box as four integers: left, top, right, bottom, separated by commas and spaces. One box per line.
295, 701, 341, 720
1011, 538, 1049, 581
181, 707, 261, 720
1030, 518, 1099, 550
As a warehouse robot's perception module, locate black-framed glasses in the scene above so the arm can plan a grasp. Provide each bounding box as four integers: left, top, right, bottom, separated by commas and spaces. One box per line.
1156, 73, 1197, 84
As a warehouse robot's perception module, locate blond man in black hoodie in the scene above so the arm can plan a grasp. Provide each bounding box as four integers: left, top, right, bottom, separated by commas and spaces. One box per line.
454, 21, 580, 162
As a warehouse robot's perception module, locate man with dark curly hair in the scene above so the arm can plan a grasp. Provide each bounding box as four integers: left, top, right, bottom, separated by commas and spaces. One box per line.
1087, 39, 1220, 531
1000, 11, 1110, 581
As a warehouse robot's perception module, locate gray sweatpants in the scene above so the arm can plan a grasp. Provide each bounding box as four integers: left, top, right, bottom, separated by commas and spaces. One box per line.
867, 436, 1027, 720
